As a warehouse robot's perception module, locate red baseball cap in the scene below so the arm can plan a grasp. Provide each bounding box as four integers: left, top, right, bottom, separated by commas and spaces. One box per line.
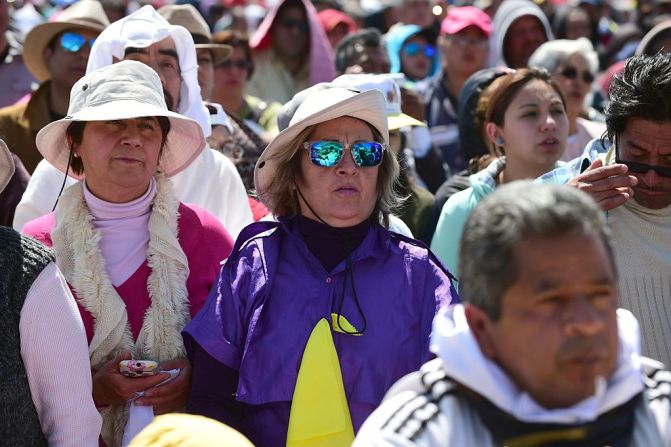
440, 6, 492, 37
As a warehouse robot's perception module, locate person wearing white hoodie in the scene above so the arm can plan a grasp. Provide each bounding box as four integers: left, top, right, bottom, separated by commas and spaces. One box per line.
13, 6, 253, 239
354, 182, 671, 446
488, 0, 553, 69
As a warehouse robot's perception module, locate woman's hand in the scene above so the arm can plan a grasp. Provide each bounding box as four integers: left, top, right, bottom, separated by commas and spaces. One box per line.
134, 357, 192, 415
92, 352, 172, 407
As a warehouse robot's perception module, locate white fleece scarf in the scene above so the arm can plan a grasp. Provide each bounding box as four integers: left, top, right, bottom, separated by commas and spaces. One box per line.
51, 174, 190, 447
431, 304, 644, 425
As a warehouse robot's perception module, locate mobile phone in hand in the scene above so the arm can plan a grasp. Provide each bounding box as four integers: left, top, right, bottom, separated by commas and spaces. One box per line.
119, 360, 158, 378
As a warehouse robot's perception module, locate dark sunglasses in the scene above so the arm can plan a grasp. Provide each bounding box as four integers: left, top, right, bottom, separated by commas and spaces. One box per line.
59, 32, 96, 53
218, 59, 250, 71
615, 139, 671, 178
303, 140, 385, 167
278, 18, 309, 33
402, 42, 436, 58
559, 66, 594, 84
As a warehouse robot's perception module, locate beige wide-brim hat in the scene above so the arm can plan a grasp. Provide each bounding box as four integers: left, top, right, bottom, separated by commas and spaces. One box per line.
254, 87, 388, 210
158, 4, 232, 66
24, 0, 110, 82
37, 60, 205, 180
0, 140, 14, 194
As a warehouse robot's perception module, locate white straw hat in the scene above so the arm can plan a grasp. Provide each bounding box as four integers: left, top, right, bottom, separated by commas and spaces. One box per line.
36, 60, 205, 179
0, 139, 14, 194
254, 87, 388, 209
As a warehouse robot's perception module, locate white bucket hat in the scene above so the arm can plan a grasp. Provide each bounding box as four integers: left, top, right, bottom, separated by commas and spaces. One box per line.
36, 60, 205, 180
0, 139, 14, 194
254, 87, 388, 209
332, 73, 426, 130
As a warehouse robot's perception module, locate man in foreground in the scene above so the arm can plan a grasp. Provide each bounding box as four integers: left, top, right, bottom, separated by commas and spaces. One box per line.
354, 182, 670, 445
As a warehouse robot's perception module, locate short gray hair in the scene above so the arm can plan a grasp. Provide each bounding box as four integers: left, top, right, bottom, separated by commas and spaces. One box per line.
458, 181, 615, 320
528, 37, 598, 75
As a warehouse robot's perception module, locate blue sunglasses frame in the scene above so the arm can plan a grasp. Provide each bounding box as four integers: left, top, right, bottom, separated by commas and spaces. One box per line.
303, 140, 386, 167
59, 32, 97, 53
402, 42, 436, 58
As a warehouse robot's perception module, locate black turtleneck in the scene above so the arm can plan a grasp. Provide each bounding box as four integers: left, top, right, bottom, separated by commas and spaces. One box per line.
296, 214, 372, 272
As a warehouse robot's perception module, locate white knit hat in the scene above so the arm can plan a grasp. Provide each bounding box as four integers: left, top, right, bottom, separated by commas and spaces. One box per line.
36, 60, 205, 179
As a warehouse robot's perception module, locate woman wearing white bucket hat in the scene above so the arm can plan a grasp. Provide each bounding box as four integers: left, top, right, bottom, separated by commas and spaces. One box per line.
22, 60, 234, 446
0, 139, 101, 446
183, 86, 458, 447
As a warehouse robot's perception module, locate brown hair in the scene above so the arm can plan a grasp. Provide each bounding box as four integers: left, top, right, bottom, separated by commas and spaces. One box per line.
474, 67, 566, 160
66, 117, 171, 176
211, 30, 254, 79
262, 119, 401, 227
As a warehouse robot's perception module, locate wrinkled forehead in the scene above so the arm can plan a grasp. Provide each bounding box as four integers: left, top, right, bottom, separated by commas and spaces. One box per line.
121, 36, 179, 61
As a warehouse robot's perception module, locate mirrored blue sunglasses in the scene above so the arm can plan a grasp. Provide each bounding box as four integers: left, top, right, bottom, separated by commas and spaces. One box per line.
59, 32, 96, 53
303, 140, 385, 167
402, 42, 436, 58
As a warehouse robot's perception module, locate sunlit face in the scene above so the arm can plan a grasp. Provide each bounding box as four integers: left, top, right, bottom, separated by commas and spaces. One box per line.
123, 37, 181, 112
74, 118, 163, 203
491, 79, 568, 177
503, 15, 547, 68
564, 8, 593, 41
271, 5, 309, 59
553, 53, 593, 119
295, 116, 380, 227
196, 48, 214, 101
617, 119, 671, 209
44, 27, 99, 90
346, 45, 391, 74
400, 35, 433, 81
213, 47, 249, 99
467, 233, 619, 409
441, 26, 489, 77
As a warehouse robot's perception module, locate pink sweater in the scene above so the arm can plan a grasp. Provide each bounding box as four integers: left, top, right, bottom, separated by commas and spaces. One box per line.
22, 202, 233, 341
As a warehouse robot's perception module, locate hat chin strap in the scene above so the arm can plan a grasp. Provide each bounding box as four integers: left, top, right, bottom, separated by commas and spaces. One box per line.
294, 183, 367, 336
52, 148, 75, 212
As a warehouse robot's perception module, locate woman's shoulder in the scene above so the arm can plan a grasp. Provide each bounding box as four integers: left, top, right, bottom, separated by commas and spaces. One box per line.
442, 186, 479, 215
177, 203, 233, 248
21, 212, 55, 247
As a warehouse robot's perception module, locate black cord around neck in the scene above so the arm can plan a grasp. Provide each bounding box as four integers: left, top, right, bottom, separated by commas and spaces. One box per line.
52, 148, 74, 212
295, 184, 368, 335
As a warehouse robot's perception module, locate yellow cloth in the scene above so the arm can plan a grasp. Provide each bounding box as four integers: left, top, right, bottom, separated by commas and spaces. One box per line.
128, 414, 254, 447
286, 318, 355, 447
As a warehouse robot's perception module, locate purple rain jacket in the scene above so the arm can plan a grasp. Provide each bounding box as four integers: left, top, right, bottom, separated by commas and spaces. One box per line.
184, 217, 457, 445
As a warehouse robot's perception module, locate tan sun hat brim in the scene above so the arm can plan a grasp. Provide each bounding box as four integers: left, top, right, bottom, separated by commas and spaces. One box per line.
195, 43, 232, 66
254, 88, 388, 211
0, 139, 14, 194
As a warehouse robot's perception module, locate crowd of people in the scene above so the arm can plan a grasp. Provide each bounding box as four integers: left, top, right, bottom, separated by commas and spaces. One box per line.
2, 0, 671, 445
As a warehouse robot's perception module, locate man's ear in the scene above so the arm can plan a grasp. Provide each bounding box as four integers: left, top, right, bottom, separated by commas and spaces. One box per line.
464, 303, 498, 360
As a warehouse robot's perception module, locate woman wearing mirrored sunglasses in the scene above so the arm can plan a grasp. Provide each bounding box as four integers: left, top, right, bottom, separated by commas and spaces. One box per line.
184, 87, 457, 447
385, 24, 440, 83
529, 38, 606, 161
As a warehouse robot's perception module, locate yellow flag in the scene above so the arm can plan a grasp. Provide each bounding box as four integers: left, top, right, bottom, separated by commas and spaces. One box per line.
286, 319, 355, 447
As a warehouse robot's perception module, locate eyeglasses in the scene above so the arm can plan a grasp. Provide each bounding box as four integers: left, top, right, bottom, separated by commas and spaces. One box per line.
402, 42, 436, 58
218, 59, 251, 71
447, 35, 488, 49
303, 140, 385, 167
615, 137, 671, 178
278, 18, 309, 33
559, 66, 595, 84
59, 32, 96, 53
